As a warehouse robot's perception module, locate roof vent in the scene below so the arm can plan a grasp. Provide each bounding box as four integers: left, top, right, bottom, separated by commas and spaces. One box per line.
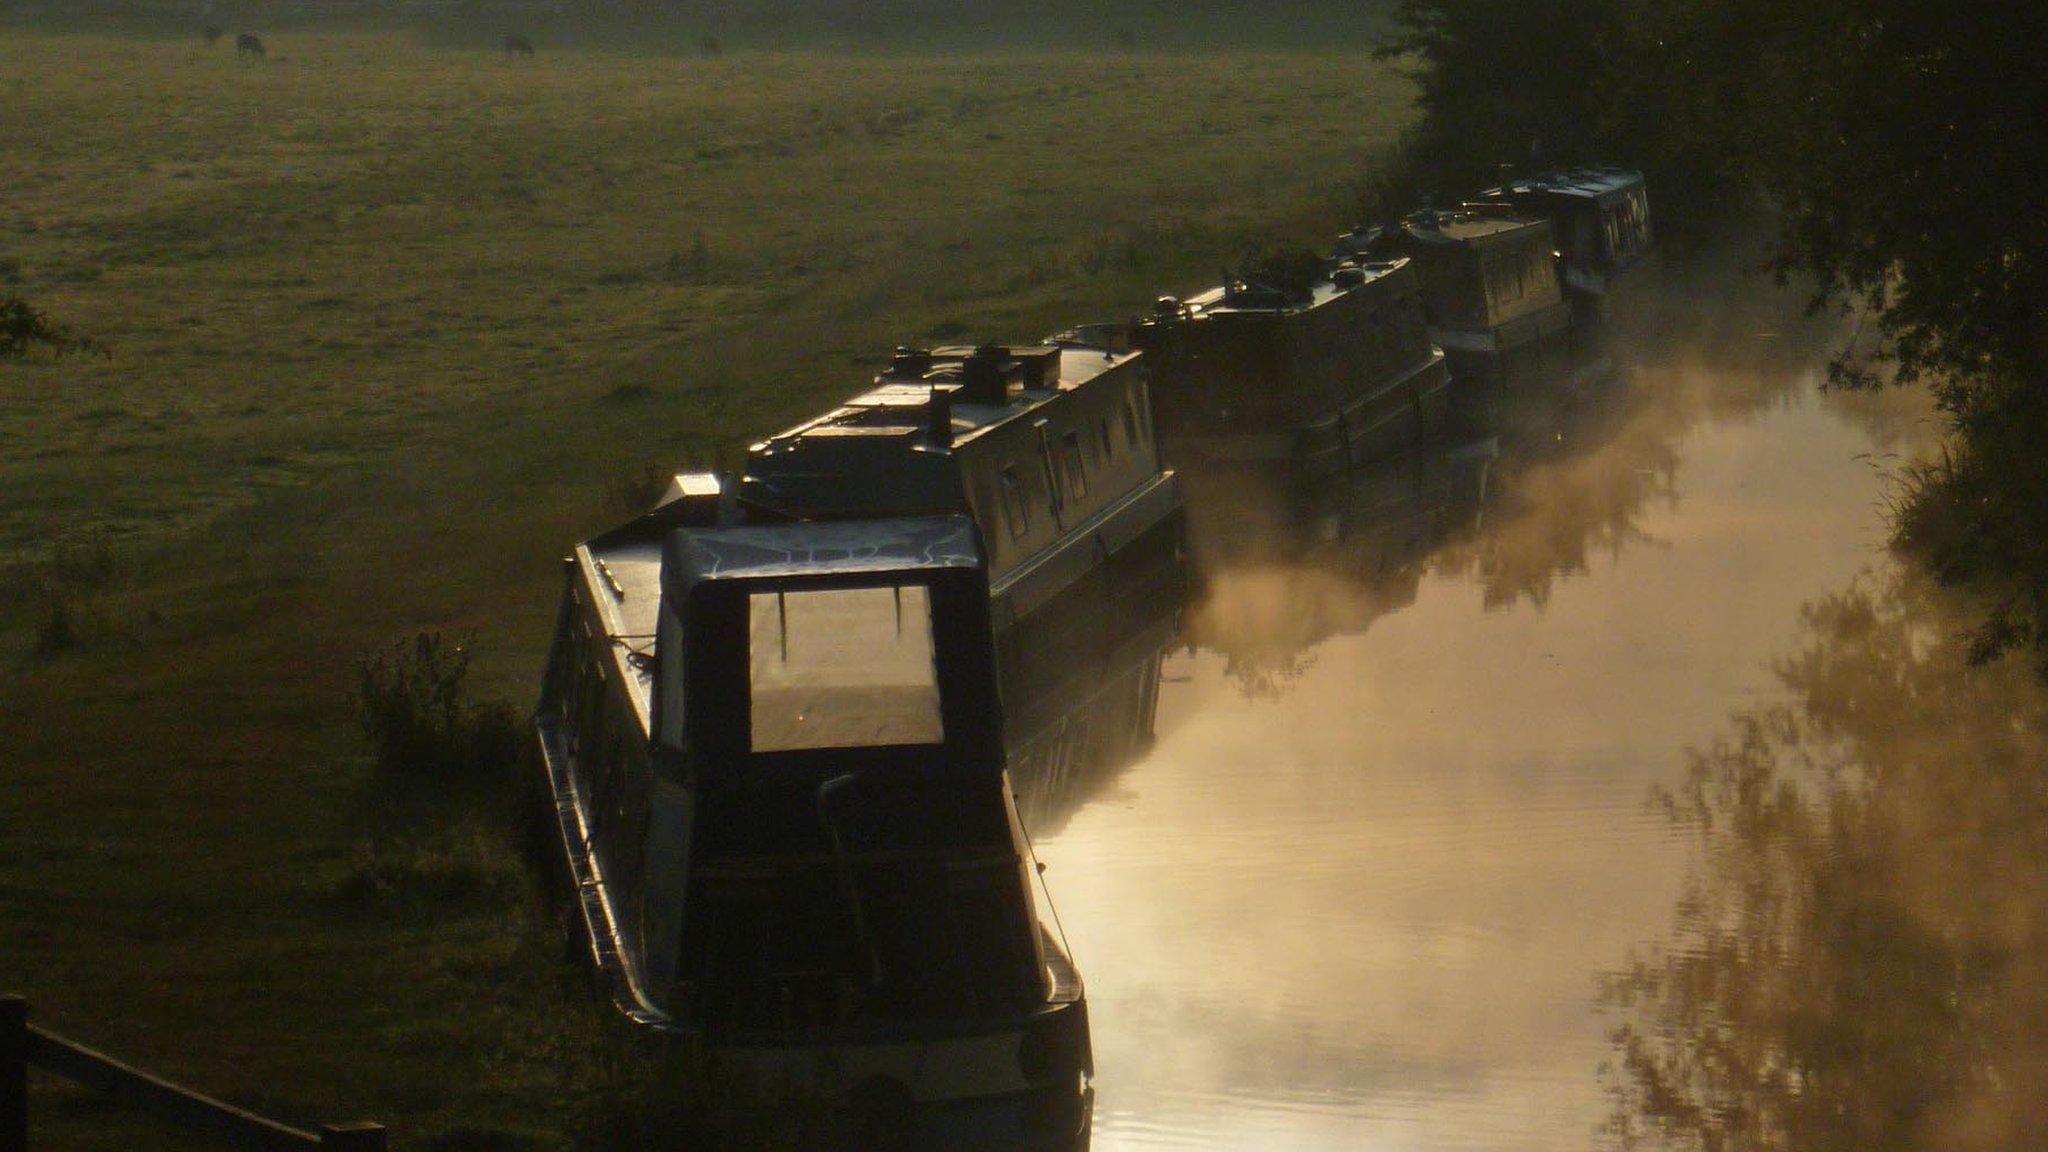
925, 385, 953, 450
958, 345, 1009, 406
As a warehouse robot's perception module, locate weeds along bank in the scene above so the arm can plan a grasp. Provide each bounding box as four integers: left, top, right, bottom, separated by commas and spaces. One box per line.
0, 28, 1415, 1148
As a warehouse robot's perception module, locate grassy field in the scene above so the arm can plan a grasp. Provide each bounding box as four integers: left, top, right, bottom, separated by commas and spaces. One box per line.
1, 27, 1415, 1148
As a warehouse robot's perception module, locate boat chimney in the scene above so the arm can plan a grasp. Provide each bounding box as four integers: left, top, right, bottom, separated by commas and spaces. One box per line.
925, 384, 953, 450
959, 344, 1009, 406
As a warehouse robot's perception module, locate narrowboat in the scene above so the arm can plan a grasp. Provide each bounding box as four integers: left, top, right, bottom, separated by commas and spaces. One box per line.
1121, 257, 1451, 478
535, 509, 1094, 1149
1472, 167, 1655, 325
737, 342, 1185, 754
1357, 208, 1594, 418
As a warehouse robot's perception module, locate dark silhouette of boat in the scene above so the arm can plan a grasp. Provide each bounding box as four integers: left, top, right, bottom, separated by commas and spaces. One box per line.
1471, 167, 1656, 328
535, 512, 1094, 1148
1120, 256, 1451, 479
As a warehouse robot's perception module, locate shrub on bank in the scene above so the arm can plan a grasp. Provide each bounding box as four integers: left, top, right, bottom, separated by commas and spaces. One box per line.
356, 631, 521, 779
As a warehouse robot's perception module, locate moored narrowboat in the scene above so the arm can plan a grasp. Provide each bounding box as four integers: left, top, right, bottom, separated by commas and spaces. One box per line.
1472, 167, 1655, 324
535, 510, 1094, 1148
737, 341, 1186, 752
1360, 208, 1587, 419
1124, 256, 1451, 478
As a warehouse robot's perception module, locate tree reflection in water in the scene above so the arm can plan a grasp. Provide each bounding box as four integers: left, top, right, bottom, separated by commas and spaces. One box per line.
1604, 566, 2048, 1151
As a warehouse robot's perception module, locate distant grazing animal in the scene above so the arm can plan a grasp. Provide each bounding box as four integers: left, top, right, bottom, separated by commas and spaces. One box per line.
503, 34, 535, 58
202, 24, 224, 46
235, 33, 265, 58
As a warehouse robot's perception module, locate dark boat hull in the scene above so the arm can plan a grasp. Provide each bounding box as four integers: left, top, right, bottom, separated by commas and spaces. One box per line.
1163, 350, 1452, 479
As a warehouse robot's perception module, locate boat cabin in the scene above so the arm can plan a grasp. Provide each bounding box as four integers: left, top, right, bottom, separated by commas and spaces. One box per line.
1473, 168, 1654, 300
1384, 209, 1568, 352
1371, 209, 1575, 401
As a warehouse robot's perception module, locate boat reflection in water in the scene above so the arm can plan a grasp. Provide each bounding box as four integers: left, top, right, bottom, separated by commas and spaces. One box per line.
1178, 437, 1498, 695
1002, 530, 1187, 843
1022, 283, 1932, 1148
1605, 564, 2048, 1152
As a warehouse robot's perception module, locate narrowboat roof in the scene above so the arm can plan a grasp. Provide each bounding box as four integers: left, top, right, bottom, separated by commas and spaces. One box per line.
570, 516, 987, 736
579, 537, 664, 641
1399, 208, 1549, 246
750, 342, 1141, 454
1168, 256, 1414, 317
573, 515, 984, 643
661, 515, 983, 595
1479, 167, 1646, 201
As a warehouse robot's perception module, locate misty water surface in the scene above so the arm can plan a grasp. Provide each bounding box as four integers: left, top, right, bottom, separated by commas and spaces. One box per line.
1014, 301, 2047, 1150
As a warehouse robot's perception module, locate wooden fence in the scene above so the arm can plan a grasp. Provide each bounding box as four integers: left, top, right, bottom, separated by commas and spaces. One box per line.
2, 995, 385, 1152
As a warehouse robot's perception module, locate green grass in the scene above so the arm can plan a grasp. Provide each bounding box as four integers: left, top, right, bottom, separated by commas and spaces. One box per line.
1, 28, 1415, 1148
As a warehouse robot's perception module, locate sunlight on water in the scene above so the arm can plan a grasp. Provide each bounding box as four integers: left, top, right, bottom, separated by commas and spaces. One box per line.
1023, 335, 1953, 1149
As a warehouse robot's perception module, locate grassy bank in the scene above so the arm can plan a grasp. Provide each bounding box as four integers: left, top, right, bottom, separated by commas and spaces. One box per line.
1, 28, 1414, 1148
6, 2, 1398, 54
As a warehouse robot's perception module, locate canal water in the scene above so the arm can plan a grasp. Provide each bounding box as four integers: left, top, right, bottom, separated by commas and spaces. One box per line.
1021, 292, 2047, 1150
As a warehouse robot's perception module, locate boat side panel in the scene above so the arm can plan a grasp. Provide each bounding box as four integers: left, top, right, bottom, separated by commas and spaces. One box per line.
956, 355, 1162, 585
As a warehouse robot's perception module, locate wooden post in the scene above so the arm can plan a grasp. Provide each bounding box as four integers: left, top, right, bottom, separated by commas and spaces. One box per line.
318, 1122, 387, 1151
2, 995, 26, 1152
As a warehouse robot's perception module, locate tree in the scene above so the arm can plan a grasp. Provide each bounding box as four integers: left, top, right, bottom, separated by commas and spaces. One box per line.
1377, 0, 1619, 194
0, 292, 100, 359
1681, 0, 2048, 667
1386, 0, 2048, 670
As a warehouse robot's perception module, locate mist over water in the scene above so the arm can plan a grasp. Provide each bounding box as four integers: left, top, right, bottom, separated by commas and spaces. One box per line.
1007, 283, 2045, 1150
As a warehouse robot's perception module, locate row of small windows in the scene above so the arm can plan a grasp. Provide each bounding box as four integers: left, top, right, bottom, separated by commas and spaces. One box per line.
995, 391, 1148, 543
1603, 191, 1652, 257
1484, 245, 1553, 311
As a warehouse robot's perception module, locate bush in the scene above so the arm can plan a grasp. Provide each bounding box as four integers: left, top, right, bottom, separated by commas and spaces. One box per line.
1, 291, 103, 359
30, 589, 79, 659
356, 631, 521, 778
19, 533, 129, 659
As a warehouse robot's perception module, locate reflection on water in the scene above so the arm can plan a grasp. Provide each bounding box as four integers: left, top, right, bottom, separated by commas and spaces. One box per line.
1013, 290, 1962, 1149
1605, 567, 2048, 1151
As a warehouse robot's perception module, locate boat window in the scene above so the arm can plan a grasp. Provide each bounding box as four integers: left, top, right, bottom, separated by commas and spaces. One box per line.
999, 466, 1030, 540
572, 642, 608, 755
1060, 431, 1088, 500
1122, 395, 1140, 449
1098, 416, 1115, 461
1486, 250, 1524, 312
1035, 428, 1063, 518
748, 585, 945, 752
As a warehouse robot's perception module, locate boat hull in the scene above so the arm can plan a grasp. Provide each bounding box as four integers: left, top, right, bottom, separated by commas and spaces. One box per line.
1162, 349, 1452, 479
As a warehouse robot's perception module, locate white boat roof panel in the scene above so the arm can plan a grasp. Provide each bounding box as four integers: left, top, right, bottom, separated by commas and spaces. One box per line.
1481, 167, 1646, 200
761, 343, 1143, 450
581, 538, 664, 641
